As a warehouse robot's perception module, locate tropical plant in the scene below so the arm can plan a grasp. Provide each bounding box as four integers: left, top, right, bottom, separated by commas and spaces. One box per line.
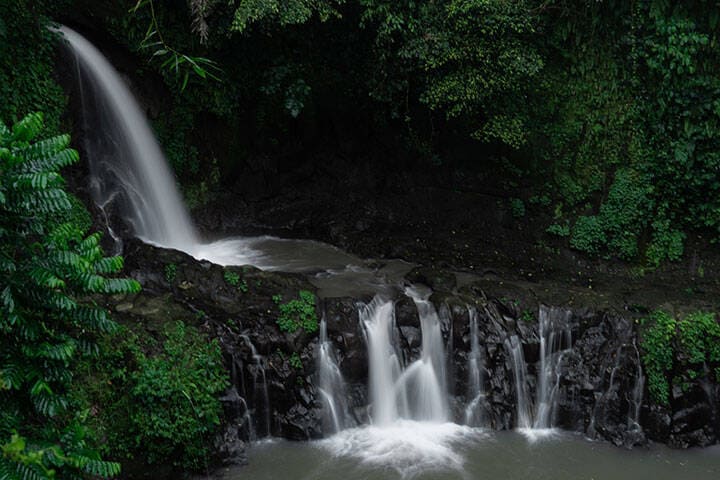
0, 112, 140, 479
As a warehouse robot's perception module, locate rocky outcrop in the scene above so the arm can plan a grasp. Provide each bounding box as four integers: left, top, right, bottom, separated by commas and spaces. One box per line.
110, 240, 720, 468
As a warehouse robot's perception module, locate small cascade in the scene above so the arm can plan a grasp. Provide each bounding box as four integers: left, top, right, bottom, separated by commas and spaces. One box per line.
360, 290, 449, 426
58, 26, 199, 251
239, 335, 271, 438
406, 286, 449, 421
533, 306, 572, 429
505, 335, 533, 429
317, 317, 350, 434
464, 307, 485, 426
628, 341, 644, 430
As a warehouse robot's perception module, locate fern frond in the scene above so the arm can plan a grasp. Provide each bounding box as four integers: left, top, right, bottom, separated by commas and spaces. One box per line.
16, 134, 71, 160
11, 113, 43, 143
93, 257, 124, 274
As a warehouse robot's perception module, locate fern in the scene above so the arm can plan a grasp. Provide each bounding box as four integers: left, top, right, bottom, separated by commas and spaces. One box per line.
1, 113, 140, 478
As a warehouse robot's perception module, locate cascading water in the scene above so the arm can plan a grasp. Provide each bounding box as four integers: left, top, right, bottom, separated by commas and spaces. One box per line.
464, 307, 486, 426
328, 293, 474, 476
628, 341, 645, 430
533, 307, 572, 429
359, 289, 450, 425
239, 335, 271, 438
505, 335, 533, 429
59, 26, 199, 251
505, 307, 572, 435
360, 297, 407, 424
317, 317, 350, 433
55, 24, 661, 478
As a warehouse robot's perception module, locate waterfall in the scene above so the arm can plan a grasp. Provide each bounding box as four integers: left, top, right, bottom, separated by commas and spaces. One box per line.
360, 291, 449, 426
533, 307, 572, 429
239, 335, 271, 438
506, 307, 572, 432
58, 26, 199, 251
464, 307, 486, 426
628, 341, 644, 430
317, 317, 350, 434
505, 335, 533, 429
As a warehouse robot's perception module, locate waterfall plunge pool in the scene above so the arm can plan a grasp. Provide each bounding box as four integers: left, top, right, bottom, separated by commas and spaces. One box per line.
212, 428, 720, 480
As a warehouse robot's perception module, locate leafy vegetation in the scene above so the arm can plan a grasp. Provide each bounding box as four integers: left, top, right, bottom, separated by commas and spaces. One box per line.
223, 269, 240, 286
90, 0, 720, 264
640, 310, 720, 405
0, 1, 67, 135
273, 290, 318, 334
0, 112, 140, 479
164, 262, 177, 283
74, 320, 228, 471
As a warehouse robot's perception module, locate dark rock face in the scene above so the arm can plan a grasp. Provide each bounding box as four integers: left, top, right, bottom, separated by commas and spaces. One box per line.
112, 240, 720, 469
114, 240, 326, 453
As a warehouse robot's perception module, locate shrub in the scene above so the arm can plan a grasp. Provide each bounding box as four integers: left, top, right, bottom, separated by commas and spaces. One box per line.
76, 321, 228, 471
273, 290, 318, 334
223, 270, 240, 286
640, 310, 720, 405
640, 311, 676, 406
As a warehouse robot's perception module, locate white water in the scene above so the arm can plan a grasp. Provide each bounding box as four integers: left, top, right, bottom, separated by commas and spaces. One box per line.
58, 25, 633, 474
317, 317, 350, 433
60, 26, 199, 251
239, 335, 271, 438
464, 307, 485, 426
505, 335, 533, 430
533, 307, 572, 429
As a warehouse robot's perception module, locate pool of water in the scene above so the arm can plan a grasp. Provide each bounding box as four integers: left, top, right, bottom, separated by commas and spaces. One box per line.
215, 423, 720, 480
192, 235, 414, 297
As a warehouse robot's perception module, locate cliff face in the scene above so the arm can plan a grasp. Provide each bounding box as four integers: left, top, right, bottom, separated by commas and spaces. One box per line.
108, 241, 720, 474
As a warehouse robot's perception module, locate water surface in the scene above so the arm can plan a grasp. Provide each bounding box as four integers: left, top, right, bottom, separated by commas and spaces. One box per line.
217, 427, 720, 480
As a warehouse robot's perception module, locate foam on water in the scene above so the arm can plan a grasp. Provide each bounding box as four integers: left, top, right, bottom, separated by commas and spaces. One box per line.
517, 427, 559, 443
321, 420, 483, 477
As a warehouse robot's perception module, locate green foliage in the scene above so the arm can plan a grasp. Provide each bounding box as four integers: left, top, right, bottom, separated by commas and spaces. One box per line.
127, 321, 227, 469
223, 270, 249, 293
230, 0, 344, 32
273, 290, 318, 334
546, 223, 570, 237
164, 263, 177, 283
640, 311, 676, 406
94, 0, 720, 265
130, 0, 221, 91
223, 270, 240, 286
677, 313, 720, 378
361, 0, 542, 147
640, 310, 720, 405
569, 169, 651, 260
535, 1, 720, 263
0, 112, 140, 479
510, 198, 525, 219
74, 321, 228, 471
0, 1, 67, 135
289, 352, 303, 370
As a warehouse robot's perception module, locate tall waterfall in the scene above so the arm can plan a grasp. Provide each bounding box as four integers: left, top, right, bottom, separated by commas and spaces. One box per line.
59, 26, 199, 251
